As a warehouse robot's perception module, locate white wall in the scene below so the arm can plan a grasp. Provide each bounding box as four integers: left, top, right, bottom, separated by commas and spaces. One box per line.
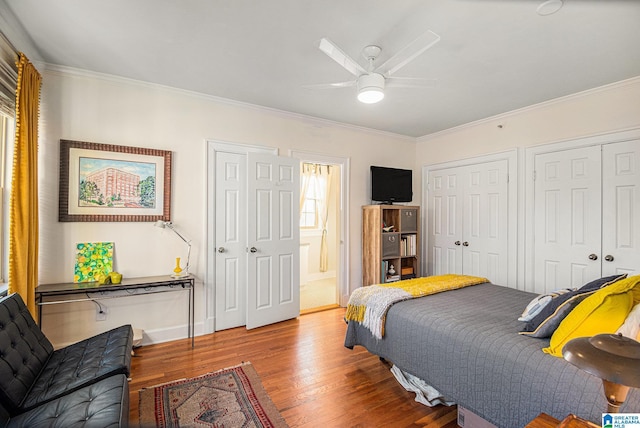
37, 67, 416, 346
415, 77, 640, 167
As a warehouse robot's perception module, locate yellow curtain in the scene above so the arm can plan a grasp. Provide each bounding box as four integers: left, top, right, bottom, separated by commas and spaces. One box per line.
8, 53, 41, 319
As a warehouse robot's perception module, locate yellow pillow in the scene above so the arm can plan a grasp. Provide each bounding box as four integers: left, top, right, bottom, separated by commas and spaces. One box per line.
632, 285, 640, 305
543, 275, 640, 357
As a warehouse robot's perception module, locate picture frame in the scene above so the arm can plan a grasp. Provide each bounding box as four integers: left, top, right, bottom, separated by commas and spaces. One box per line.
59, 139, 172, 222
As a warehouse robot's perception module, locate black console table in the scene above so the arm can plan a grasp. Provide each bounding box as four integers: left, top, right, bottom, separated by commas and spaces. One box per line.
36, 275, 195, 348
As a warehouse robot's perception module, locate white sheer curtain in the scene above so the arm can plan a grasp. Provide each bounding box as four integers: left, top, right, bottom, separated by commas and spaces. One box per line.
300, 163, 333, 272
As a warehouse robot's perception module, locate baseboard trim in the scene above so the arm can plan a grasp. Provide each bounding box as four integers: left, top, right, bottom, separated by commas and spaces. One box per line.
138, 322, 206, 346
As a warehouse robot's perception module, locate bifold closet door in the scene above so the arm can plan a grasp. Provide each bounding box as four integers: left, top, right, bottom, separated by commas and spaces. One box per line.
427, 160, 509, 284
533, 140, 640, 294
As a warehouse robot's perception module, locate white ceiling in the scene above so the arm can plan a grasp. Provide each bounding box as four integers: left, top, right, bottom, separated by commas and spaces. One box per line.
3, 0, 640, 138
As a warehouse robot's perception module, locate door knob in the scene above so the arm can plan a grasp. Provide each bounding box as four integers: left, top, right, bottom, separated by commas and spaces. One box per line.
588, 253, 598, 260
217, 247, 225, 253
250, 247, 258, 253
604, 255, 614, 262
462, 241, 469, 247
454, 241, 461, 246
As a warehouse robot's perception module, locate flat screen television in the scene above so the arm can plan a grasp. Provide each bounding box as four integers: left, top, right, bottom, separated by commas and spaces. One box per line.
370, 166, 412, 203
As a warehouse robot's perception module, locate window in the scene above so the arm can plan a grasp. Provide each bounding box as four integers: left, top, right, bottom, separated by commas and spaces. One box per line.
300, 173, 326, 229
0, 33, 18, 295
0, 113, 11, 292
300, 162, 332, 230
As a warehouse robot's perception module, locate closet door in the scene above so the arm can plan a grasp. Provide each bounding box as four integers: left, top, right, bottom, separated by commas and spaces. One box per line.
533, 146, 602, 293
427, 159, 510, 284
215, 151, 247, 330
212, 147, 299, 332
601, 140, 640, 277
428, 167, 464, 276
462, 160, 509, 284
246, 153, 300, 329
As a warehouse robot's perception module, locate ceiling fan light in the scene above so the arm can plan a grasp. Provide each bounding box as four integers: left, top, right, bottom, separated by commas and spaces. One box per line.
537, 0, 563, 16
358, 88, 385, 104
357, 73, 385, 104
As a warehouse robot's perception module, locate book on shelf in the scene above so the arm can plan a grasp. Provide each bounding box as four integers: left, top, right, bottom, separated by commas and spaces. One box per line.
400, 234, 417, 257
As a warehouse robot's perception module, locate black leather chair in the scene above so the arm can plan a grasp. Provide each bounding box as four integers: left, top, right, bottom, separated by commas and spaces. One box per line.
0, 293, 132, 425
0, 374, 129, 427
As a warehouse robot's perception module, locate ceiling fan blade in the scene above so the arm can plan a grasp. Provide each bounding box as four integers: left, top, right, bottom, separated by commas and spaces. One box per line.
386, 77, 438, 88
303, 80, 357, 89
318, 38, 367, 77
376, 30, 440, 77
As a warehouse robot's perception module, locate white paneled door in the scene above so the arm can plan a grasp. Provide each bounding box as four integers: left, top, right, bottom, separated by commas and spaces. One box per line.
429, 166, 463, 276
462, 160, 509, 282
533, 146, 602, 292
601, 140, 640, 277
427, 159, 509, 285
214, 150, 299, 331
215, 151, 247, 330
532, 139, 640, 294
246, 153, 300, 329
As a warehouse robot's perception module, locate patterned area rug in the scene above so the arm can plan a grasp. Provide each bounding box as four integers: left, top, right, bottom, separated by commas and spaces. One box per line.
139, 362, 289, 427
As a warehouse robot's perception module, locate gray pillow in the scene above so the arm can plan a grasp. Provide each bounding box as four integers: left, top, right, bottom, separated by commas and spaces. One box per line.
519, 273, 628, 338
517, 288, 574, 322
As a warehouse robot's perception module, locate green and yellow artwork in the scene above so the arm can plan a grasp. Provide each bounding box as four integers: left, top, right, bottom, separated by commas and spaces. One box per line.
74, 242, 114, 283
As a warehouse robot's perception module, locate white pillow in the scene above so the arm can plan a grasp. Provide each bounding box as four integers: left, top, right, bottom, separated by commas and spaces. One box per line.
616, 302, 640, 340
518, 288, 574, 322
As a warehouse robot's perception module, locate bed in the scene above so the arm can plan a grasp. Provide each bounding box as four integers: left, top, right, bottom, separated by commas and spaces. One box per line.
344, 281, 640, 428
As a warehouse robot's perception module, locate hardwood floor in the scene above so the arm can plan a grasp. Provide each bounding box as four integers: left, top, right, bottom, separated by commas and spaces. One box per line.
128, 307, 458, 427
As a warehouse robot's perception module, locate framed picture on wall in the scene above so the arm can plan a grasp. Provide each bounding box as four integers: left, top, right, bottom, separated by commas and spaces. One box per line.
59, 139, 172, 222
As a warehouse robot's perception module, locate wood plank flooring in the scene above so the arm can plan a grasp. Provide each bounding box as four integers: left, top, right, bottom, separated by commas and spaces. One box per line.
128, 308, 458, 427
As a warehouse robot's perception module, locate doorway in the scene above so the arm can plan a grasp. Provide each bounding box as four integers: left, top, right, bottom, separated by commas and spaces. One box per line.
299, 162, 339, 312
291, 150, 350, 313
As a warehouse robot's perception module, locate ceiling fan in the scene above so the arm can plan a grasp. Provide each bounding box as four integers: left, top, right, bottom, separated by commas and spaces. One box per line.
311, 30, 440, 104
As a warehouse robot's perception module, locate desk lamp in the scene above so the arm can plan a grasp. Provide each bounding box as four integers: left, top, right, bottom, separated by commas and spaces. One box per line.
154, 220, 191, 277
563, 333, 640, 413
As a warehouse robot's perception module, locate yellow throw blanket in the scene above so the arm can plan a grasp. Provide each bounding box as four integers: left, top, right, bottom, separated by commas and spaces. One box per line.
346, 274, 488, 339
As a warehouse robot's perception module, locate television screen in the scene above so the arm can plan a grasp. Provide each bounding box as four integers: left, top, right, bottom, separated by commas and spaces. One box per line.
371, 166, 412, 203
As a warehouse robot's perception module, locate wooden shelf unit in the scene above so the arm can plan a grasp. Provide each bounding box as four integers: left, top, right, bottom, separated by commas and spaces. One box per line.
362, 205, 420, 286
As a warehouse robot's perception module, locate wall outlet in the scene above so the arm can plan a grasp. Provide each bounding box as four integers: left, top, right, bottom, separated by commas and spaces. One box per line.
96, 306, 108, 321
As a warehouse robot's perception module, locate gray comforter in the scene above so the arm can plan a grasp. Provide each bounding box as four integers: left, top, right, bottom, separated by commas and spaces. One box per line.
344, 282, 640, 427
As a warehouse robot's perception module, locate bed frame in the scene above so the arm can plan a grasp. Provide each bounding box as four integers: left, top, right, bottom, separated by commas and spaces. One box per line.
344, 283, 640, 427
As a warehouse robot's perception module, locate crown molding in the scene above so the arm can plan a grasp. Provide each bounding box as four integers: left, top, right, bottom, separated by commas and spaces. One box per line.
416, 75, 640, 143
42, 63, 414, 142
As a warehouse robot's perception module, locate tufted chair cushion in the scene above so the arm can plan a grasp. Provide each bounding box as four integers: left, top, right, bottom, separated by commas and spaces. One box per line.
21, 324, 133, 411
0, 294, 133, 414
3, 374, 129, 428
0, 294, 54, 413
